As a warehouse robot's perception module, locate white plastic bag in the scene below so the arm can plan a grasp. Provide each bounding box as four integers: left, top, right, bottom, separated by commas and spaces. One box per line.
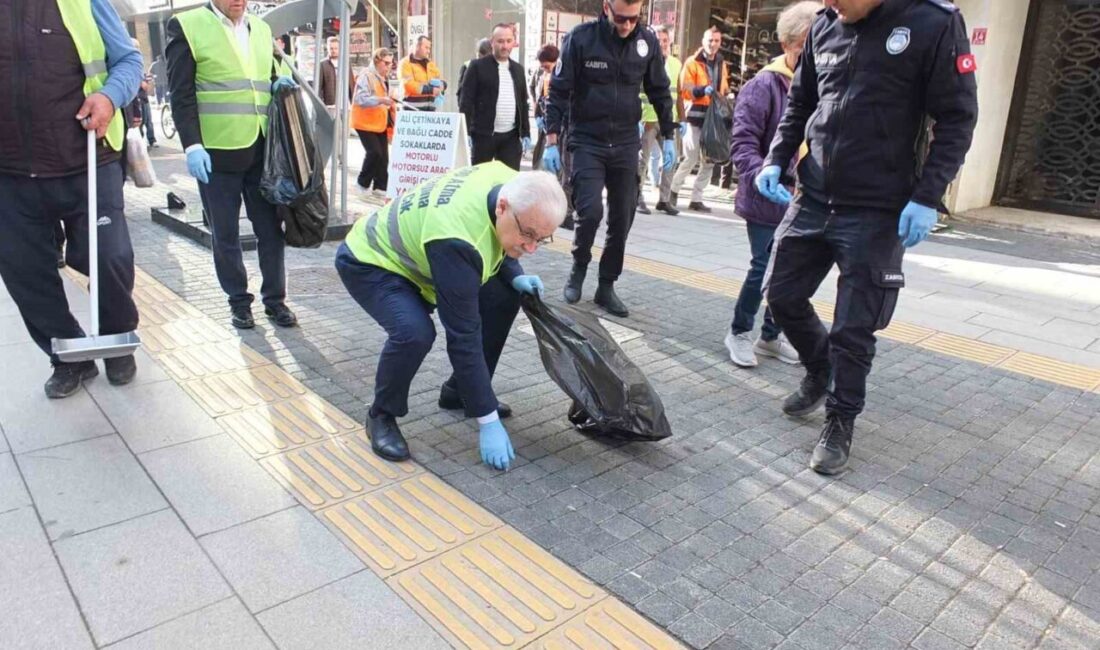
125, 128, 157, 188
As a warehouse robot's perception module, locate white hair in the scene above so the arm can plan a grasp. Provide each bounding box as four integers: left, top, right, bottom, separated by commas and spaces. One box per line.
777, 1, 820, 47
499, 171, 567, 229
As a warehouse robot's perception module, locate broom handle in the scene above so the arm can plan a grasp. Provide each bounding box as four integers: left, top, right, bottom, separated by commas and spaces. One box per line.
87, 129, 99, 337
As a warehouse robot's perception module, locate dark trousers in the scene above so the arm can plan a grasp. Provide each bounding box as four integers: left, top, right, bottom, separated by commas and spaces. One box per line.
355, 130, 388, 191
732, 221, 781, 341
0, 165, 138, 365
472, 129, 522, 171
334, 244, 520, 418
197, 155, 286, 310
570, 142, 639, 282
765, 202, 905, 419
140, 101, 156, 145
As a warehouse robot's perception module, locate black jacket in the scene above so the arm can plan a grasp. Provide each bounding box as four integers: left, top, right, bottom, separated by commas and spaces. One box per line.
459, 56, 530, 139
165, 4, 276, 172
764, 0, 978, 212
546, 14, 676, 147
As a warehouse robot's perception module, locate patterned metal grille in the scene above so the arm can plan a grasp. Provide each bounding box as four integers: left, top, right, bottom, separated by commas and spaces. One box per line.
998, 0, 1100, 218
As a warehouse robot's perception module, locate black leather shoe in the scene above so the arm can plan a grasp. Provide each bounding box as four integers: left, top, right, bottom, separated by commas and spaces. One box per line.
563, 264, 586, 304
636, 200, 652, 215
594, 281, 628, 317
231, 306, 255, 329
438, 382, 512, 418
655, 201, 680, 216
562, 212, 575, 231
44, 361, 98, 399
368, 411, 410, 461
688, 201, 712, 213
265, 304, 298, 328
104, 354, 137, 386
810, 414, 854, 475
783, 370, 830, 417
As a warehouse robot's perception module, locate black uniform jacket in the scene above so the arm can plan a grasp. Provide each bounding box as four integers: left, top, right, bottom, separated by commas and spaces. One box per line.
764, 0, 979, 212
546, 13, 676, 148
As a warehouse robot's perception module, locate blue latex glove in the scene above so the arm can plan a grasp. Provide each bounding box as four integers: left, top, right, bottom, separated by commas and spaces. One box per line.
679, 122, 688, 137
536, 116, 546, 132
662, 139, 676, 172
186, 146, 212, 184
898, 201, 937, 248
543, 144, 562, 174
428, 79, 444, 88
433, 94, 445, 110
704, 85, 714, 96
755, 165, 791, 205
522, 136, 532, 153
511, 275, 544, 296
271, 76, 298, 92
479, 419, 515, 470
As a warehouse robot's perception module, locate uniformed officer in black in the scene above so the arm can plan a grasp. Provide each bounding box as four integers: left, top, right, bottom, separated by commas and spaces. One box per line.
756, 0, 978, 475
542, 0, 677, 317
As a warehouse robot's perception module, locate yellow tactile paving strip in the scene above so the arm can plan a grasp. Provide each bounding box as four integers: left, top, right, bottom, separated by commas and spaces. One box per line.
105, 264, 687, 649
545, 240, 1100, 392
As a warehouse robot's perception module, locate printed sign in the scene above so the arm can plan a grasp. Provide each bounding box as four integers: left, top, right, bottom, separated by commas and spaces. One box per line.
387, 111, 470, 199
971, 27, 987, 45
407, 14, 429, 52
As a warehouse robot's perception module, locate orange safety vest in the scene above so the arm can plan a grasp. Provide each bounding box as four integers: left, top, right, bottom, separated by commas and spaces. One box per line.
351, 69, 391, 133
680, 50, 730, 122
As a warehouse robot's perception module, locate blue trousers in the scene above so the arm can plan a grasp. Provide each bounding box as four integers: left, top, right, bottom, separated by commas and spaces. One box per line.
731, 221, 781, 341
334, 244, 519, 418
197, 155, 286, 310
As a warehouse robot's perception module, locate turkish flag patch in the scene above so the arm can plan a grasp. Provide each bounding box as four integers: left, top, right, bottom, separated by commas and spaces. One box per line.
956, 53, 977, 74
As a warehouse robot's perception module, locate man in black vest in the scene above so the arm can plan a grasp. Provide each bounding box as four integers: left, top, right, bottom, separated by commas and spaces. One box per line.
459, 24, 531, 171
0, 0, 143, 398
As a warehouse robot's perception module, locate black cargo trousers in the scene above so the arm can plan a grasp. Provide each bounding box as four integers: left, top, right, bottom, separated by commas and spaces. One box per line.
764, 199, 906, 419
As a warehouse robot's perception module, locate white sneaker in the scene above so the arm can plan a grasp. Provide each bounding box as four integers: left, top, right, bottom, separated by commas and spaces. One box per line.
724, 331, 758, 367
755, 334, 801, 365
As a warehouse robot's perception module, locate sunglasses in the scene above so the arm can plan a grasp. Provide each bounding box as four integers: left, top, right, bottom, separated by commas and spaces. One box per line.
512, 209, 553, 245
606, 3, 643, 25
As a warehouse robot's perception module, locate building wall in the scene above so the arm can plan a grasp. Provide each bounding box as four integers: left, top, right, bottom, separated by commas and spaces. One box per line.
948, 0, 1030, 213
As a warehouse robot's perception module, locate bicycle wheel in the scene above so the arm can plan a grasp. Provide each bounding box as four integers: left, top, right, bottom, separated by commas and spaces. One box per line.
160, 103, 176, 139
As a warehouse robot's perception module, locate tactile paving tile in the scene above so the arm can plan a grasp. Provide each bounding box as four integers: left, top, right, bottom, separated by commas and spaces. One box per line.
132, 282, 182, 307
674, 273, 741, 296
140, 318, 233, 353
182, 365, 308, 417
389, 527, 603, 649
997, 352, 1100, 391
322, 474, 496, 575
156, 340, 271, 381
881, 320, 937, 345
918, 332, 1013, 365
223, 395, 361, 457
138, 299, 205, 326
263, 432, 418, 508
527, 598, 685, 649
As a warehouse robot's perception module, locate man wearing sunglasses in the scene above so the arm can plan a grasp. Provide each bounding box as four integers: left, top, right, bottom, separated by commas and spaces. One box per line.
544, 0, 678, 318
336, 163, 567, 471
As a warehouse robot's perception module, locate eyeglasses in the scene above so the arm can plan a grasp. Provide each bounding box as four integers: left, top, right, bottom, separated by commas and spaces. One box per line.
512, 209, 553, 245
606, 3, 643, 25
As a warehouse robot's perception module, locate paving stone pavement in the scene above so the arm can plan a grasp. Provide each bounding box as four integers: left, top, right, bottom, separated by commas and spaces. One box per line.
113, 145, 1100, 649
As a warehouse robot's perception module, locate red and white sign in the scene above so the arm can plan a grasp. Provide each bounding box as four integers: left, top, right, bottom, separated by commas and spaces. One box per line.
956, 53, 977, 74
971, 28, 987, 45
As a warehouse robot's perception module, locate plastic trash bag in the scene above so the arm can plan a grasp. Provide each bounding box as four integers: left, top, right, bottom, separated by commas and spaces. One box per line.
701, 94, 733, 166
125, 128, 157, 188
521, 294, 672, 441
261, 85, 329, 248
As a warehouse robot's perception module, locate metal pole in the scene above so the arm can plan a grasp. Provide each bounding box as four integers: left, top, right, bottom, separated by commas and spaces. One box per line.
339, 1, 351, 220
313, 0, 325, 89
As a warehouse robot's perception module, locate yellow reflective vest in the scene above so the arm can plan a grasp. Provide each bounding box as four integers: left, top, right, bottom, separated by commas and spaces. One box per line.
58, 0, 124, 151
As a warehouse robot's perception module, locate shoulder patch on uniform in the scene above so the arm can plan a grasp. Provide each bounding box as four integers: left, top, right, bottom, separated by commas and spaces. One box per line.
554, 58, 563, 75
923, 0, 959, 13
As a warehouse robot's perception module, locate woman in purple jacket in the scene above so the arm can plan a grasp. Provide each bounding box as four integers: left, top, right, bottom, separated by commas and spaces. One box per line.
724, 1, 821, 368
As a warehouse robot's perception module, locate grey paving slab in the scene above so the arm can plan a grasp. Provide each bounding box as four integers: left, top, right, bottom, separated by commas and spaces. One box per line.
90, 376, 223, 453
200, 506, 362, 613
140, 434, 296, 536
0, 507, 95, 649
55, 509, 232, 646
18, 435, 167, 540
0, 342, 116, 454
0, 314, 33, 345
105, 598, 274, 650
257, 571, 448, 650
0, 452, 31, 513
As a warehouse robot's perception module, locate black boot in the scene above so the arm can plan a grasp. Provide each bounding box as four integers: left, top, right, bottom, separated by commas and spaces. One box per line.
810, 414, 854, 475
44, 361, 98, 399
265, 303, 298, 328
438, 381, 512, 418
594, 280, 628, 317
782, 369, 830, 417
562, 212, 575, 231
563, 264, 586, 304
368, 409, 410, 461
104, 355, 137, 386
688, 201, 712, 213
655, 201, 680, 216
231, 305, 255, 329
636, 198, 651, 215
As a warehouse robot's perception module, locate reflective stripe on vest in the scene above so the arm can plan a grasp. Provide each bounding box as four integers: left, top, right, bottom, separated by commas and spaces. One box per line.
362, 203, 432, 287
175, 7, 275, 150
57, 0, 124, 152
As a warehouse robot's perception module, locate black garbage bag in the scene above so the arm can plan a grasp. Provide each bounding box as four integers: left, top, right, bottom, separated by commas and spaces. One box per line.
701, 93, 733, 166
521, 294, 671, 441
261, 85, 329, 248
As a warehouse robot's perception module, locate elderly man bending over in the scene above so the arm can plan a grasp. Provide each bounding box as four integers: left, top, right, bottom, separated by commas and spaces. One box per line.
336, 163, 567, 470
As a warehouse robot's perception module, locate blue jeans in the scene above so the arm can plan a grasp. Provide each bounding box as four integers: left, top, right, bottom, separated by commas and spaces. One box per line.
731, 221, 781, 341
